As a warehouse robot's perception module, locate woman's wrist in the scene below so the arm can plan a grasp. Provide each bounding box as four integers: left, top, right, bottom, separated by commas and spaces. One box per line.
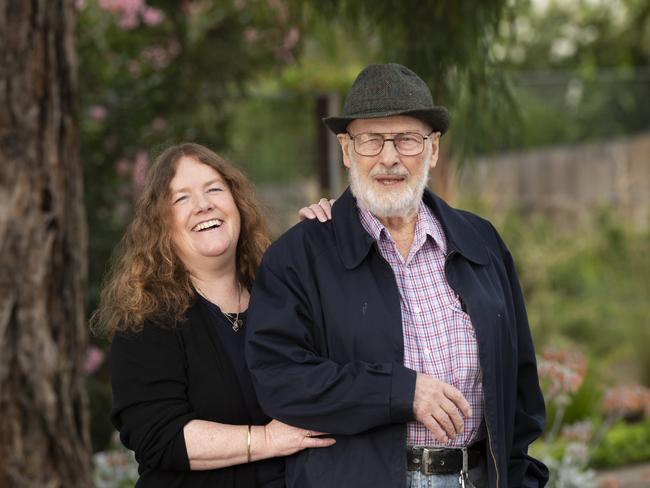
249, 424, 269, 462
246, 425, 252, 463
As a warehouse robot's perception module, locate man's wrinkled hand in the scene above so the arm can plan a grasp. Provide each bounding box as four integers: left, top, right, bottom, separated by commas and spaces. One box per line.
413, 373, 472, 444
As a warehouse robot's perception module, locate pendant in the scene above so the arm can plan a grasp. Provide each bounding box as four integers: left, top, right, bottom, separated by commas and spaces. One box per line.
231, 319, 243, 332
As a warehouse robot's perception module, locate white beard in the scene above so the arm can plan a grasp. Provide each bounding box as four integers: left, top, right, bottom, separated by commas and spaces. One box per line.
348, 144, 432, 218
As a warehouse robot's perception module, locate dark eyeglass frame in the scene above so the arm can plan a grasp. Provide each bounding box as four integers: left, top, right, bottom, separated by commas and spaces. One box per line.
347, 130, 435, 156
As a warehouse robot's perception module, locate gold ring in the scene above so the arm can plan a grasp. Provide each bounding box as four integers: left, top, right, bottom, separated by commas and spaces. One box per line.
306, 431, 312, 437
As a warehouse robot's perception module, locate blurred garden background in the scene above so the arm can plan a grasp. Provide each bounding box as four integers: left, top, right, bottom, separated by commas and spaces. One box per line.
1, 0, 649, 486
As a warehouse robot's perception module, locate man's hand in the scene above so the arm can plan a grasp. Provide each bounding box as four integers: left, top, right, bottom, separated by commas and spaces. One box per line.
413, 373, 472, 444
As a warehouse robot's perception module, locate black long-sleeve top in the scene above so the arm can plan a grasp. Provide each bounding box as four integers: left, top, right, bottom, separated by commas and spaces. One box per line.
110, 298, 283, 488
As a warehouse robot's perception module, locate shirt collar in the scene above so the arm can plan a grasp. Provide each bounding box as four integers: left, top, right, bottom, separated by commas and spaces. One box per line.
357, 203, 447, 255
331, 188, 489, 270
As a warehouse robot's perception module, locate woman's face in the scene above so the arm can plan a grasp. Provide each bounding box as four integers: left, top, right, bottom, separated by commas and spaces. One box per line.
168, 156, 241, 273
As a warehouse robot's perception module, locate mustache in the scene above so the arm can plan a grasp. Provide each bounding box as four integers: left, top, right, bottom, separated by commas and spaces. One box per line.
369, 167, 409, 178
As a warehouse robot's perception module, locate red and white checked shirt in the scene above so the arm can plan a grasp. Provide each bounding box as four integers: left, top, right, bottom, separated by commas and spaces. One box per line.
358, 203, 484, 447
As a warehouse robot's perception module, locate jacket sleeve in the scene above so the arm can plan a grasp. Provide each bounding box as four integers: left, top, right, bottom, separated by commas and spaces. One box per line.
245, 249, 416, 436
496, 231, 549, 487
110, 323, 197, 471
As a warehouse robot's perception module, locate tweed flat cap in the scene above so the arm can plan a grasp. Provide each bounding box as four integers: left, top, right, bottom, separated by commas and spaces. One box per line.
323, 63, 450, 135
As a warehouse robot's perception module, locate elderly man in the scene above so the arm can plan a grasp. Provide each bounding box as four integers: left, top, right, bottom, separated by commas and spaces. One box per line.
246, 63, 548, 488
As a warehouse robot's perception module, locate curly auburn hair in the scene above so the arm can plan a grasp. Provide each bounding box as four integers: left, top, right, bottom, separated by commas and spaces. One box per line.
91, 143, 271, 338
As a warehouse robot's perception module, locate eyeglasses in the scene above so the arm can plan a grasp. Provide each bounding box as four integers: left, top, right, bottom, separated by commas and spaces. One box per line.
347, 131, 434, 157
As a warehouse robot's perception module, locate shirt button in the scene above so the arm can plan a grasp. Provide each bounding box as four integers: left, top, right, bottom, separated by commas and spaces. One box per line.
413, 305, 421, 314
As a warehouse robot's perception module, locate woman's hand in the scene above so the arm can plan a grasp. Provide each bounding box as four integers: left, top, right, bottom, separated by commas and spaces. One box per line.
258, 419, 335, 458
298, 198, 335, 222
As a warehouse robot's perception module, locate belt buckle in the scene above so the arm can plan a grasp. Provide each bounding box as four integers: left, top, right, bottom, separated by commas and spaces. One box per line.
421, 447, 442, 475
421, 447, 432, 475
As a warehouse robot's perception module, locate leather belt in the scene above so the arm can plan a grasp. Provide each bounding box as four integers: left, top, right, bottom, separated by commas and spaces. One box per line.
406, 441, 485, 475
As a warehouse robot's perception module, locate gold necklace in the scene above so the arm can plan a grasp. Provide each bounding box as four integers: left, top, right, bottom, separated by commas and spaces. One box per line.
195, 281, 243, 332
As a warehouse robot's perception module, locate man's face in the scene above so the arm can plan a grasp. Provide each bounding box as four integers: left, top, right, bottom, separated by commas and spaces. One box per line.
337, 115, 440, 219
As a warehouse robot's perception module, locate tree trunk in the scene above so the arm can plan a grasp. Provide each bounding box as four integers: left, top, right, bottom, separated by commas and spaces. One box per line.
0, 1, 92, 486
430, 137, 456, 203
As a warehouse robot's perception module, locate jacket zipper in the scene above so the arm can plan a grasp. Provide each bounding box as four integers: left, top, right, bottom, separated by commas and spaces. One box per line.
445, 249, 501, 487
485, 419, 500, 488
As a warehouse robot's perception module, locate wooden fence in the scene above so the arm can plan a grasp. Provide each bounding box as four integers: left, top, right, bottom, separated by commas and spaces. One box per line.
458, 132, 650, 228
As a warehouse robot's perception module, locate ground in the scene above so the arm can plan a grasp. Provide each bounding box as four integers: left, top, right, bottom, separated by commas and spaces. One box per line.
596, 462, 650, 487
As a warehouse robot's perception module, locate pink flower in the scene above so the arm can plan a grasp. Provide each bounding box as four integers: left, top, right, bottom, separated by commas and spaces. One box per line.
273, 26, 300, 63
181, 0, 207, 16
115, 157, 132, 176
97, 0, 120, 13
118, 11, 140, 30
283, 26, 300, 51
88, 105, 108, 122
266, 0, 288, 23
98, 0, 164, 30
602, 385, 650, 419
126, 59, 142, 76
142, 45, 169, 70
142, 7, 165, 26
561, 420, 593, 443
538, 347, 587, 405
151, 117, 167, 132
83, 346, 106, 375
244, 27, 259, 43
141, 42, 179, 70
132, 151, 149, 190
98, 0, 144, 15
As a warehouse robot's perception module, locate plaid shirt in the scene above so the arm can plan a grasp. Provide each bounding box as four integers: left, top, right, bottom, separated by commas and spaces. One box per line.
358, 204, 484, 447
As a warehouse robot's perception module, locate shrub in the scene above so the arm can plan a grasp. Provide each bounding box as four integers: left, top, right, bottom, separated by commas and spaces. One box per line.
591, 420, 650, 468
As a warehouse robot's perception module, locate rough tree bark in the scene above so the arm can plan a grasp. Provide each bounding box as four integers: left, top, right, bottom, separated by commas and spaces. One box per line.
0, 1, 92, 486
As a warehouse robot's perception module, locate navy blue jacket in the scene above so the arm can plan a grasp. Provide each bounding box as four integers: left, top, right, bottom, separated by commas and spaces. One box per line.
246, 188, 548, 488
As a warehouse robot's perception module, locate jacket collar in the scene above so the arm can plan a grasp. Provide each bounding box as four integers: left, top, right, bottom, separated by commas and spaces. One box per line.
332, 187, 489, 269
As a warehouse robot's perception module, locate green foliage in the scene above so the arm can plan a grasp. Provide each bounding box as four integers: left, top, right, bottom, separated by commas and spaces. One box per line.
488, 207, 650, 385
541, 362, 603, 428
563, 367, 603, 424
292, 0, 521, 158
226, 94, 317, 182
530, 436, 567, 463
531, 400, 650, 470
87, 367, 114, 453
79, 0, 300, 312
301, 0, 509, 88
498, 0, 650, 72
464, 199, 650, 471
490, 0, 650, 150
591, 420, 650, 468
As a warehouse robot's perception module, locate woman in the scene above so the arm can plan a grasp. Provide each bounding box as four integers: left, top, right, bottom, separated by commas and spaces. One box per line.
92, 143, 335, 487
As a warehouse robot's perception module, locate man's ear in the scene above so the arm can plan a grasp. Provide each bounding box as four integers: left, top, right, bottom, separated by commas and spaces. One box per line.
337, 134, 352, 169
428, 132, 442, 169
